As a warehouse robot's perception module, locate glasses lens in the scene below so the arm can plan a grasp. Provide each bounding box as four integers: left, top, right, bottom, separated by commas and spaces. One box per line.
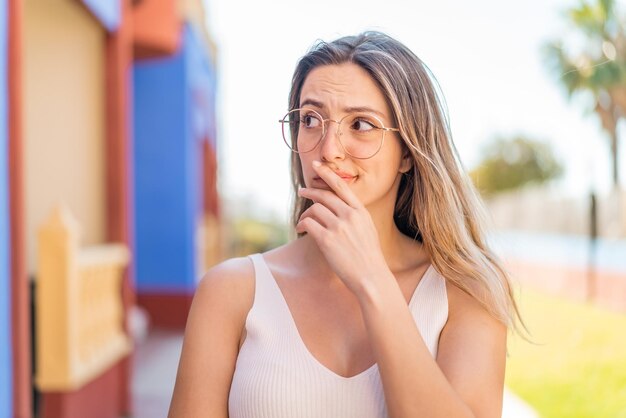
340, 114, 385, 159
281, 109, 323, 153
280, 110, 388, 158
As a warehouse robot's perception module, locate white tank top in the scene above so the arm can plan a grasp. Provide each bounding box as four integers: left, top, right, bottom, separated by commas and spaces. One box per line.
228, 253, 448, 418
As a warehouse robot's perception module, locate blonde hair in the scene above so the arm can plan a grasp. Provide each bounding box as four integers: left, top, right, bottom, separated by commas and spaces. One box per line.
288, 31, 522, 329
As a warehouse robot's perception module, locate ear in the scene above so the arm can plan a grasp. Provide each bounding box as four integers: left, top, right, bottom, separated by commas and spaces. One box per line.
399, 149, 412, 174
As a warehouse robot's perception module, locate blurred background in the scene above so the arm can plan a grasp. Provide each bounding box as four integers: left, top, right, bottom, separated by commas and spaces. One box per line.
0, 0, 625, 417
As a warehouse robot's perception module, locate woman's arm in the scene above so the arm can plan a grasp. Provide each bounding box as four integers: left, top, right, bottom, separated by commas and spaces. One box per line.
168, 258, 254, 418
358, 275, 507, 418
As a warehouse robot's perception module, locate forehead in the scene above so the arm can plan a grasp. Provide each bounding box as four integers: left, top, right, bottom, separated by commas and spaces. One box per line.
300, 63, 390, 115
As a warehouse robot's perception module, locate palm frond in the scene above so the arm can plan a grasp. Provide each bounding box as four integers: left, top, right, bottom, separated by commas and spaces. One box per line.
542, 42, 589, 97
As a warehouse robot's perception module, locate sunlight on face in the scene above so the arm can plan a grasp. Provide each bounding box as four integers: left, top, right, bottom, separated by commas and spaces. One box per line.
298, 63, 408, 209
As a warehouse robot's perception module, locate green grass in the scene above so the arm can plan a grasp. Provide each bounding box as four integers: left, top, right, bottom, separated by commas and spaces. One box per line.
505, 288, 626, 418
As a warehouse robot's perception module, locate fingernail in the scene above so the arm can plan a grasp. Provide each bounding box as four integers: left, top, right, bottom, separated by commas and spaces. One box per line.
312, 160, 321, 168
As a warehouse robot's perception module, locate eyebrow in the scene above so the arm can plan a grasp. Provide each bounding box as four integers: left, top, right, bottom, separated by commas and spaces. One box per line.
299, 98, 388, 119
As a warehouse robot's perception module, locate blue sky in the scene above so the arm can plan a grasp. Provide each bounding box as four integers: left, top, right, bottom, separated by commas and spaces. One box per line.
204, 0, 625, 221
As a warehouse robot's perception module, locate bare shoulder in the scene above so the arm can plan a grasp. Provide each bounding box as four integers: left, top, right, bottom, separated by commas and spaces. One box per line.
193, 256, 256, 319
440, 279, 507, 354
194, 239, 298, 312
168, 257, 255, 418
436, 280, 508, 418
444, 281, 505, 327
199, 256, 255, 286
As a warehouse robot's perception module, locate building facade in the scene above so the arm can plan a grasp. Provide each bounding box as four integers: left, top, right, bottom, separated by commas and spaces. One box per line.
0, 0, 220, 416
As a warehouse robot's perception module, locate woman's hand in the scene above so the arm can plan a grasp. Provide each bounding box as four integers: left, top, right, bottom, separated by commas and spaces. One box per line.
296, 160, 391, 297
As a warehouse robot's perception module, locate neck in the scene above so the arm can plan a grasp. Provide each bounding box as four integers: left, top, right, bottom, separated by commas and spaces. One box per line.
365, 193, 415, 270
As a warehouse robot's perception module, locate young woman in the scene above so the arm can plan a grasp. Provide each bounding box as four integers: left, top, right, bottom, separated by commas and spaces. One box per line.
168, 31, 521, 418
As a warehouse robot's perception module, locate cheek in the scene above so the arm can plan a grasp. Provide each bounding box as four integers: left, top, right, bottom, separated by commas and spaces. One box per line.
298, 156, 312, 185
373, 167, 402, 189
374, 148, 404, 178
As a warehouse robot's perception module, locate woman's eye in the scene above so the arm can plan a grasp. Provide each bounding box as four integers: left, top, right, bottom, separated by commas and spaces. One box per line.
302, 115, 321, 128
351, 118, 376, 131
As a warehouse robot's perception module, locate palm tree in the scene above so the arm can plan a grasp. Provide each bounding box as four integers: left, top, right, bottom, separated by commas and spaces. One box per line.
544, 0, 626, 188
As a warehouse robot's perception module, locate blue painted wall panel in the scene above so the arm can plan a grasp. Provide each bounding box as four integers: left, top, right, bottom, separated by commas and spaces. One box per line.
81, 0, 120, 32
133, 51, 196, 293
184, 25, 218, 149
182, 60, 198, 292
183, 26, 205, 282
0, 0, 13, 415
133, 24, 219, 295
183, 24, 217, 235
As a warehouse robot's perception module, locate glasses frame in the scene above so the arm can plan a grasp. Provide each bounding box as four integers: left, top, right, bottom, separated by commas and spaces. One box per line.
279, 107, 401, 159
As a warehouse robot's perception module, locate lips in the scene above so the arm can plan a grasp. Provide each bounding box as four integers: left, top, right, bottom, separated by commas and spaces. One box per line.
313, 175, 356, 180
313, 174, 357, 184
335, 171, 357, 179
311, 165, 358, 187
314, 170, 356, 179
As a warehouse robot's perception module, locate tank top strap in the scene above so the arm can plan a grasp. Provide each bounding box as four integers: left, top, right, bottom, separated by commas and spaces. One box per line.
408, 265, 448, 357
249, 253, 276, 299
247, 253, 295, 329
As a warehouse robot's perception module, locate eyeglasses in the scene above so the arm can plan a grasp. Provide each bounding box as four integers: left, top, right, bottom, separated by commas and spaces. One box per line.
279, 108, 400, 159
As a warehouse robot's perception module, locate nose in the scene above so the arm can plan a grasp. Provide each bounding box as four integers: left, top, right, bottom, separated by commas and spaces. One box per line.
319, 120, 345, 161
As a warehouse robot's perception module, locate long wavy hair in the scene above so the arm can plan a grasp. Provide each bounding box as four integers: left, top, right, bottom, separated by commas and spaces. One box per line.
288, 31, 522, 328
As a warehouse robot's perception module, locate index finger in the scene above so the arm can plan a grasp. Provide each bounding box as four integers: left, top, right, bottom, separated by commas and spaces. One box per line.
311, 160, 362, 208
